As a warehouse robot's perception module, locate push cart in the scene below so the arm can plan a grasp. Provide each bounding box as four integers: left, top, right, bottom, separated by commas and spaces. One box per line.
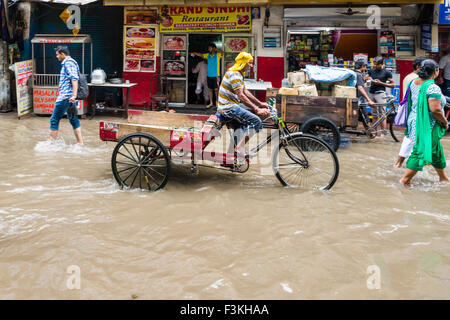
99, 108, 340, 192
267, 89, 399, 151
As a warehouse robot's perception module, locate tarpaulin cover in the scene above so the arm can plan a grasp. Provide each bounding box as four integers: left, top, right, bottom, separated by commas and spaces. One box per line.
303, 65, 357, 87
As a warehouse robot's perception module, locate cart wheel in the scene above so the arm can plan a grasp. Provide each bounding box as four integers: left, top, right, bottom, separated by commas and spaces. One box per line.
272, 133, 339, 190
300, 117, 341, 152
111, 133, 170, 191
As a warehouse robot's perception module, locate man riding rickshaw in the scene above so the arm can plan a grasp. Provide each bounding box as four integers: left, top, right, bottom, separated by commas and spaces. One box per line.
215, 52, 271, 159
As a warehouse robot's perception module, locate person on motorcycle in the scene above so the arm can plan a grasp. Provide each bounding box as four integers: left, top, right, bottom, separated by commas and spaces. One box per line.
216, 52, 270, 158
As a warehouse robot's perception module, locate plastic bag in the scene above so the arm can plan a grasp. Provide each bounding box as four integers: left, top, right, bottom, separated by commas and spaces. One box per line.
393, 82, 412, 128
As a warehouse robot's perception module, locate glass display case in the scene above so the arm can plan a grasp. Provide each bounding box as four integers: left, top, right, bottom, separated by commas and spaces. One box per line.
161, 34, 188, 107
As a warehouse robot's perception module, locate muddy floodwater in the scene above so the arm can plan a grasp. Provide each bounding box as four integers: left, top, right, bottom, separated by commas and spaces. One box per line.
0, 113, 449, 299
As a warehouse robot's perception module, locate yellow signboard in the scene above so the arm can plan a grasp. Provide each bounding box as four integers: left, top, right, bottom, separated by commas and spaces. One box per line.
160, 6, 251, 33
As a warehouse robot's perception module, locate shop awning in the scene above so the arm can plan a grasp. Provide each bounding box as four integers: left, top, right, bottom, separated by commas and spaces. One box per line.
285, 6, 402, 20
31, 34, 92, 43
104, 0, 441, 5
103, 0, 269, 5
271, 0, 440, 3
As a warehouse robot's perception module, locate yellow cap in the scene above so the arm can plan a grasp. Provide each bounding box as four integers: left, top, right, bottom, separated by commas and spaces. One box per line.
230, 52, 254, 72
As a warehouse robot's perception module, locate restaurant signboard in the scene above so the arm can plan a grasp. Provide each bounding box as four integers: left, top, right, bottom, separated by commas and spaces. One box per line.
159, 6, 251, 33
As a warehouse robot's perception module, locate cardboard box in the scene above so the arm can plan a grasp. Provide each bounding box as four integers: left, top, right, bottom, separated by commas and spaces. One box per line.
296, 84, 318, 97
288, 71, 309, 87
279, 87, 299, 95
332, 85, 357, 99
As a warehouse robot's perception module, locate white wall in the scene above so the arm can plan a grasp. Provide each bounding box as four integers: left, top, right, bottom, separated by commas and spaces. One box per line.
252, 6, 284, 58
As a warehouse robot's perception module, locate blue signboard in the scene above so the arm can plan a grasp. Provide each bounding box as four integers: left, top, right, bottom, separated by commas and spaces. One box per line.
439, 1, 450, 25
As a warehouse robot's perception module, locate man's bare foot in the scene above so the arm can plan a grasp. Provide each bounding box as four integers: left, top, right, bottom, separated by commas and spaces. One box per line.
399, 177, 413, 187
439, 177, 450, 183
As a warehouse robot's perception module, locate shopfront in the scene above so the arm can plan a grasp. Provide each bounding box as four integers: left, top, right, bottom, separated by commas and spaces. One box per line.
283, 4, 432, 100
284, 6, 406, 72
118, 4, 256, 108
160, 7, 254, 107
107, 1, 439, 107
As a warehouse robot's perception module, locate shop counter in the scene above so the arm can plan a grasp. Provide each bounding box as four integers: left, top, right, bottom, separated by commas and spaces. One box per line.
88, 82, 137, 119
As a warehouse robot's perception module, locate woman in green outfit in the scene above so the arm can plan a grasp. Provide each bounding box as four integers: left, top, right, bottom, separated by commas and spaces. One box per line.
400, 59, 450, 187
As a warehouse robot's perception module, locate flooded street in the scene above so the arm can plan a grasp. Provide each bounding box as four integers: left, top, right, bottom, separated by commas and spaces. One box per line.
0, 112, 449, 299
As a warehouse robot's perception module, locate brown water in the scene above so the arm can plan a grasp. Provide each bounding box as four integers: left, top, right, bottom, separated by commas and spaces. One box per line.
0, 112, 449, 300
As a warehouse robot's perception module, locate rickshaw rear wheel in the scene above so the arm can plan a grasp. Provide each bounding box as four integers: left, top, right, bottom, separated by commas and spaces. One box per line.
300, 117, 341, 152
111, 133, 171, 191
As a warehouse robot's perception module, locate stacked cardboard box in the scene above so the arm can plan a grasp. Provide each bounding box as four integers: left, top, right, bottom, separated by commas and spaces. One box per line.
296, 84, 318, 96
288, 71, 309, 87
278, 87, 299, 95
332, 85, 357, 98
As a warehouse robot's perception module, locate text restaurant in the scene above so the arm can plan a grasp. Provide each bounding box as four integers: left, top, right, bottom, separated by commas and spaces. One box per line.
116, 4, 256, 109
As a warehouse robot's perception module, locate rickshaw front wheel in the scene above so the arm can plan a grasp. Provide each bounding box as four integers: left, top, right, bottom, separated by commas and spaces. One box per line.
111, 133, 171, 192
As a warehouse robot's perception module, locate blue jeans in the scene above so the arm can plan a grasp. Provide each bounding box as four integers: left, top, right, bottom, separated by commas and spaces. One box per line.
50, 99, 80, 131
217, 104, 263, 133
217, 104, 263, 151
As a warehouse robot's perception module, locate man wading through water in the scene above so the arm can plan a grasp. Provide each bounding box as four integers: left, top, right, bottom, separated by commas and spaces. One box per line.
49, 46, 84, 145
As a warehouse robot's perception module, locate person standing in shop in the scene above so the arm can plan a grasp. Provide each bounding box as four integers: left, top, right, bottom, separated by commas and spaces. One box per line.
192, 58, 209, 105
191, 43, 223, 109
365, 56, 396, 139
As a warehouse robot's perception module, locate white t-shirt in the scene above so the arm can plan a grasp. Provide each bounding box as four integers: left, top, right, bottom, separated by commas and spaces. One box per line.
439, 54, 450, 80
192, 61, 208, 84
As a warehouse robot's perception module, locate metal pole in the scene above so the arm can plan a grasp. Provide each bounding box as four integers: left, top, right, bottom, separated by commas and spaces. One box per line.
43, 43, 46, 74
31, 43, 35, 86
82, 43, 85, 74
90, 42, 93, 74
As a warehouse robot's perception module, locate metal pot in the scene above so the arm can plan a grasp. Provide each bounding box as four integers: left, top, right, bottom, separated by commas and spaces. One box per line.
109, 78, 123, 84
